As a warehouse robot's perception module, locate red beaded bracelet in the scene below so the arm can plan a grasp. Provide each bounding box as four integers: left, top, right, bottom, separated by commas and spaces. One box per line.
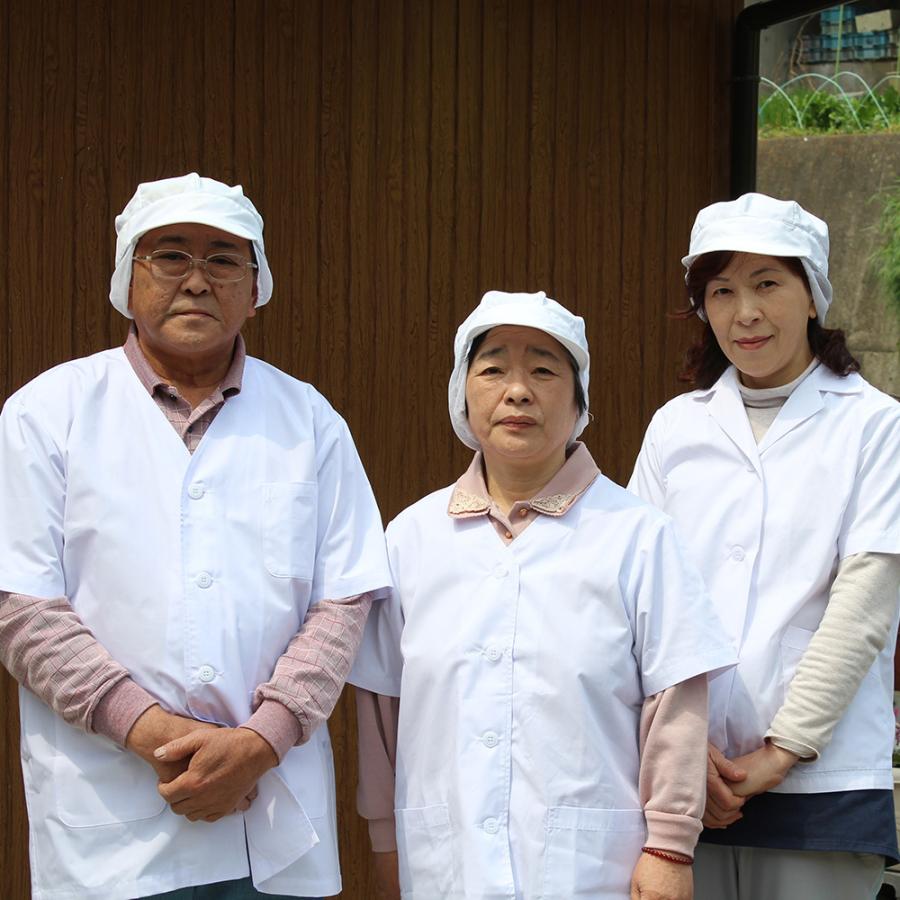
641, 846, 693, 865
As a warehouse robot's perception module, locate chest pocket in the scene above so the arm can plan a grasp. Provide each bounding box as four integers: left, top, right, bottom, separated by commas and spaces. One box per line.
262, 482, 318, 579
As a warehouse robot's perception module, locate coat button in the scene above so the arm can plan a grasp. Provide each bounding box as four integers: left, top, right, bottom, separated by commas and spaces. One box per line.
196, 572, 213, 588
188, 483, 205, 499
730, 546, 746, 562
198, 665, 216, 683
493, 564, 508, 579
485, 646, 502, 662
483, 817, 500, 834
482, 731, 499, 748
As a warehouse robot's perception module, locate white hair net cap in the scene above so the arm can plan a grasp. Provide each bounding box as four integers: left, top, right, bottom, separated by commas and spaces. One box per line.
448, 290, 590, 451
682, 192, 832, 323
109, 173, 273, 318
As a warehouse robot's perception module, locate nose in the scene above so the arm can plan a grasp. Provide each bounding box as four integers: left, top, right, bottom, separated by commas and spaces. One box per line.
734, 289, 762, 325
181, 263, 212, 294
504, 372, 533, 404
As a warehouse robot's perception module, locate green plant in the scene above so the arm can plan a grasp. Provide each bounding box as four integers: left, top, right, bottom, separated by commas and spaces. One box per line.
873, 183, 900, 323
758, 87, 900, 136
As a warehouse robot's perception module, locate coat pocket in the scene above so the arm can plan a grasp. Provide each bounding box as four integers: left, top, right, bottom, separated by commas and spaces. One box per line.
262, 482, 317, 579
542, 806, 646, 899
396, 803, 457, 898
53, 725, 165, 827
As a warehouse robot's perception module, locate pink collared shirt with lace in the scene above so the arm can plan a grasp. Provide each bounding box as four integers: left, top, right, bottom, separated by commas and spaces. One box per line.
0, 328, 373, 760
356, 444, 709, 859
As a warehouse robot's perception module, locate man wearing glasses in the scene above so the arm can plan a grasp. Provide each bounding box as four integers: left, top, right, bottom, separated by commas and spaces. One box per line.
0, 174, 391, 900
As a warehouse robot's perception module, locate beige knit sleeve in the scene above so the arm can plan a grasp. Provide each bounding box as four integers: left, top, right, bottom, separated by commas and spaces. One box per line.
767, 552, 900, 759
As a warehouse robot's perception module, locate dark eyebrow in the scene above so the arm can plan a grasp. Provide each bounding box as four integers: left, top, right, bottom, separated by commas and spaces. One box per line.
474, 346, 508, 362
527, 345, 562, 363
711, 266, 781, 284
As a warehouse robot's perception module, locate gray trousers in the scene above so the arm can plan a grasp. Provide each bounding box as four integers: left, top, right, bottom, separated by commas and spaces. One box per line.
694, 843, 885, 900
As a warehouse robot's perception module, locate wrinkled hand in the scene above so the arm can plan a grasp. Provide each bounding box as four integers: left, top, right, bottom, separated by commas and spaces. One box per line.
125, 704, 220, 784
729, 742, 799, 799
156, 726, 278, 822
630, 853, 692, 900
703, 742, 747, 829
373, 850, 400, 900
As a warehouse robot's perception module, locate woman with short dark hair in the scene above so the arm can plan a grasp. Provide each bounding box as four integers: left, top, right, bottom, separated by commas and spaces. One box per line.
352, 290, 736, 899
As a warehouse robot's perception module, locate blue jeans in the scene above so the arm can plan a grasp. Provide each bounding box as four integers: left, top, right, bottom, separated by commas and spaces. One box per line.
143, 876, 321, 899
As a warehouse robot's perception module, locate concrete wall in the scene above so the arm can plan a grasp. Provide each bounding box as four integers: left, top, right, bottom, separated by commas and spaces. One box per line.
759, 133, 900, 398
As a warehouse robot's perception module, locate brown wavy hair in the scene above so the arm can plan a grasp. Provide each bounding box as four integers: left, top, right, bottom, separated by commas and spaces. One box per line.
677, 251, 860, 389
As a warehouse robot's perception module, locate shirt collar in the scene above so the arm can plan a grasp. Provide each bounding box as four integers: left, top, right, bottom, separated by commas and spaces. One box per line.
448, 442, 600, 518
123, 324, 246, 398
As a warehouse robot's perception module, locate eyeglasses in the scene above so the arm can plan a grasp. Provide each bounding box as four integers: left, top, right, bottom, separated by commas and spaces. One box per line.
132, 249, 258, 283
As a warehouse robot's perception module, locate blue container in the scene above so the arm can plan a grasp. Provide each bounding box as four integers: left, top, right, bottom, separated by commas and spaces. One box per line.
821, 6, 855, 25
850, 31, 879, 47
857, 46, 888, 59
821, 21, 857, 36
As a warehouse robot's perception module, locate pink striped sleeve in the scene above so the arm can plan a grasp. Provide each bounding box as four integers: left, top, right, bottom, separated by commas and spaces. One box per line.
0, 590, 155, 740
246, 593, 374, 761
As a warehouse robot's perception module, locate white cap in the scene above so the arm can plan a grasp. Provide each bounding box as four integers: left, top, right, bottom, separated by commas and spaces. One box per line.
109, 173, 273, 318
448, 290, 590, 451
682, 192, 832, 323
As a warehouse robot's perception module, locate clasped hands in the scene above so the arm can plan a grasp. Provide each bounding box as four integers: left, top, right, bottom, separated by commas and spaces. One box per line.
125, 704, 278, 823
703, 740, 800, 829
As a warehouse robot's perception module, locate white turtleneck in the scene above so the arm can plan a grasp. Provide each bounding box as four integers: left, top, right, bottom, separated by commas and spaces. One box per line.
735, 359, 900, 760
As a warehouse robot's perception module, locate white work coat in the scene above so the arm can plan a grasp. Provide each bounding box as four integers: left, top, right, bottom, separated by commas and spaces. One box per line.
0, 348, 392, 900
629, 365, 900, 793
351, 472, 735, 899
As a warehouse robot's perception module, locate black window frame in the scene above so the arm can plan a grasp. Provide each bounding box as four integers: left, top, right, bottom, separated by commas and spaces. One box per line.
732, 0, 850, 195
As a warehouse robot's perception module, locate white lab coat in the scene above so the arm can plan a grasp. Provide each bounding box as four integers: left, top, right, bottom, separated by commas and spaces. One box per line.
351, 472, 736, 899
629, 365, 900, 793
0, 348, 392, 900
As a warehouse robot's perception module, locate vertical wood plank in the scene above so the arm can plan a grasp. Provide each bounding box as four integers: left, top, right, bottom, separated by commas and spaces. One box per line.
528, 0, 556, 290
8, 0, 48, 391
0, 0, 9, 400
202, 0, 235, 182
615, 0, 650, 479
638, 0, 672, 426
2, 12, 27, 900
504, 0, 530, 286
479, 0, 508, 289
319, 0, 352, 415
551, 0, 579, 307
43, 0, 76, 366
401, 0, 433, 491
373, 0, 408, 514
75, 0, 113, 358
232, 0, 266, 361
454, 0, 483, 339
108, 0, 143, 346
348, 0, 380, 480
427, 0, 461, 492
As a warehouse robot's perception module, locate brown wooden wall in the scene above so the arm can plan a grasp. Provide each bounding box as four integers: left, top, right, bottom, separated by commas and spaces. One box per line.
0, 1, 739, 896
